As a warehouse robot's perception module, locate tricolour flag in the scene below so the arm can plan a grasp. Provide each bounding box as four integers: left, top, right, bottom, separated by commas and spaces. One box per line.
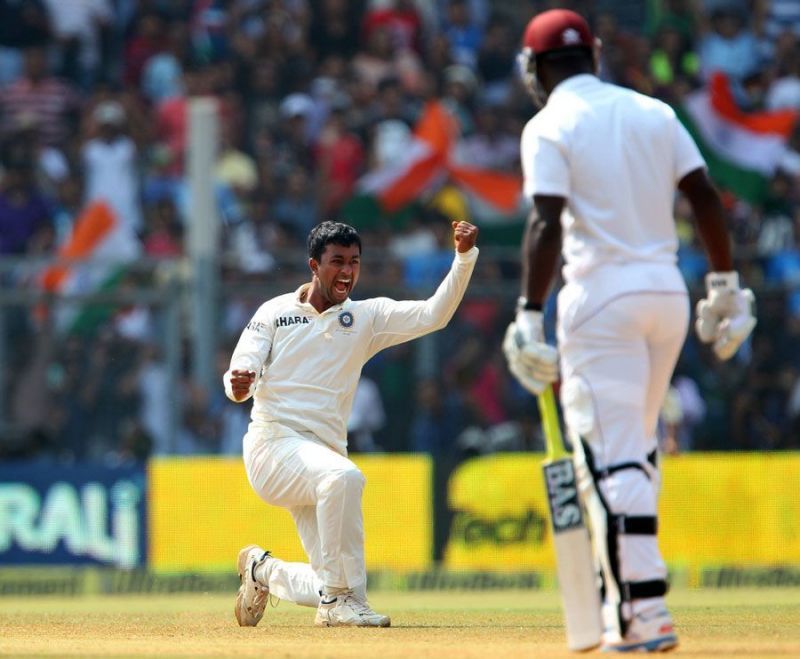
678, 73, 798, 204
346, 100, 523, 224
40, 201, 141, 334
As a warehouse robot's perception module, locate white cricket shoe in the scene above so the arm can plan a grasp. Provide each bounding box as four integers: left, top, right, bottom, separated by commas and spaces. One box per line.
235, 544, 272, 627
601, 608, 678, 653
314, 590, 391, 627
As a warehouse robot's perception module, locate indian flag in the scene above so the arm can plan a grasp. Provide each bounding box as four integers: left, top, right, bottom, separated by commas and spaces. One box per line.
40, 201, 141, 334
344, 100, 523, 225
678, 73, 798, 204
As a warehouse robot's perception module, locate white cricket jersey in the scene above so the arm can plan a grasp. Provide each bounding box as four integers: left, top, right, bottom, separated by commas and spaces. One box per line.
224, 247, 478, 455
520, 74, 706, 284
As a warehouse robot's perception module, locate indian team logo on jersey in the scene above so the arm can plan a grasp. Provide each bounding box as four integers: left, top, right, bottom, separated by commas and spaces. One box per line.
338, 311, 354, 329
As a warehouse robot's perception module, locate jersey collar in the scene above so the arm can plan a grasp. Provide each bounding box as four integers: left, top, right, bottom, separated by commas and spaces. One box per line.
294, 283, 350, 314
548, 73, 599, 101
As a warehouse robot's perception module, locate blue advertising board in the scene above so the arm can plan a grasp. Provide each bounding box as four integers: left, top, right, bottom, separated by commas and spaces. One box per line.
0, 463, 146, 567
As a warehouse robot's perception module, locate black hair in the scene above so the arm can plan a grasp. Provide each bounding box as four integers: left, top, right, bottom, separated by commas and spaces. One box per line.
307, 221, 362, 261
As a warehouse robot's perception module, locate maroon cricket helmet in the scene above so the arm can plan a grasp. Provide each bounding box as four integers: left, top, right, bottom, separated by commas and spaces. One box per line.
522, 9, 594, 56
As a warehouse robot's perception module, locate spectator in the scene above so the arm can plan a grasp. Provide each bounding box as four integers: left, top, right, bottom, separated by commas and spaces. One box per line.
441, 64, 478, 136
154, 61, 217, 176
649, 23, 700, 90
456, 100, 518, 172
42, 0, 112, 87
410, 377, 466, 456
0, 136, 53, 255
362, 0, 425, 55
273, 166, 318, 241
765, 45, 800, 111
352, 25, 402, 92
440, 0, 483, 69
347, 375, 386, 452
10, 113, 70, 196
141, 20, 189, 105
143, 198, 183, 257
0, 0, 50, 86
82, 100, 143, 235
476, 15, 516, 105
698, 5, 761, 82
314, 105, 365, 217
308, 0, 361, 63
0, 45, 81, 148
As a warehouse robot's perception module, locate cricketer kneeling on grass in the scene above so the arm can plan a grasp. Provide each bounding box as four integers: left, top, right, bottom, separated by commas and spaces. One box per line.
504, 9, 756, 654
225, 219, 478, 628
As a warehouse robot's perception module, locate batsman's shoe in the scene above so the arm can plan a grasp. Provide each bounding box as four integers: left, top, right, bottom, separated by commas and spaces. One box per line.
235, 544, 272, 627
601, 608, 678, 653
314, 590, 391, 627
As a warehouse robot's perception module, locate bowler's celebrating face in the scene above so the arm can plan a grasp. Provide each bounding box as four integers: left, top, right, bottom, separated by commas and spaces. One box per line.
311, 243, 361, 308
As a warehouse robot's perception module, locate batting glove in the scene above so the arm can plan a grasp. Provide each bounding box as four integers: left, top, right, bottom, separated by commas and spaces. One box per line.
503, 310, 559, 395
695, 271, 756, 361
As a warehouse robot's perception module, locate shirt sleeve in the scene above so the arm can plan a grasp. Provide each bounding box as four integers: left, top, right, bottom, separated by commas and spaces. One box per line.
223, 305, 275, 402
521, 118, 570, 199
672, 113, 706, 183
366, 247, 478, 356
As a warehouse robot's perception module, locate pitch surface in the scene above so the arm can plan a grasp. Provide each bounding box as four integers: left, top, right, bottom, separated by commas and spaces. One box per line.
1, 589, 798, 657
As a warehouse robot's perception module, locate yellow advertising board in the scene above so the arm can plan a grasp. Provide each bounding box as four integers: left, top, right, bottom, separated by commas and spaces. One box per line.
659, 453, 800, 569
148, 453, 800, 576
148, 455, 432, 572
443, 455, 551, 571
442, 453, 800, 575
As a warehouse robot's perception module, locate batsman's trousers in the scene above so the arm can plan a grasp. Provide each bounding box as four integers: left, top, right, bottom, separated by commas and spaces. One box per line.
557, 262, 689, 624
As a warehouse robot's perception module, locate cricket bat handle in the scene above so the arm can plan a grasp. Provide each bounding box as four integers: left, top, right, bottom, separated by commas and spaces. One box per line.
538, 385, 568, 461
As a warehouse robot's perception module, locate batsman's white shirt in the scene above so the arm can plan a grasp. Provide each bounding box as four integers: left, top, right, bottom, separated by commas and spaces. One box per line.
520, 74, 705, 286
224, 246, 478, 455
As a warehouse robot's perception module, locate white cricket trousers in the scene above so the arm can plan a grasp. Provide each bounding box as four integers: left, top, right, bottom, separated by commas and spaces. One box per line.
243, 422, 366, 607
557, 265, 689, 621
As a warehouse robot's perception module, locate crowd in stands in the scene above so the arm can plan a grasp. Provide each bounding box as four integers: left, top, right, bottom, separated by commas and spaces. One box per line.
0, 0, 799, 464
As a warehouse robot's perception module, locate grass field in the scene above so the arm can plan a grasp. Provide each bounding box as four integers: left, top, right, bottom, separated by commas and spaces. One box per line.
1, 588, 799, 658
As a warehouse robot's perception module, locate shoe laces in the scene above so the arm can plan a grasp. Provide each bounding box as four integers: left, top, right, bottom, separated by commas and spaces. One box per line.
250, 551, 277, 609
252, 583, 268, 610
340, 591, 375, 616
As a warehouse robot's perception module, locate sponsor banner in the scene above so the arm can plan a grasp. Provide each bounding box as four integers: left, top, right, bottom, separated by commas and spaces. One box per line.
148, 455, 432, 572
442, 453, 800, 575
0, 568, 544, 596
700, 567, 800, 588
5, 564, 800, 597
0, 463, 146, 568
443, 455, 552, 572
659, 453, 800, 584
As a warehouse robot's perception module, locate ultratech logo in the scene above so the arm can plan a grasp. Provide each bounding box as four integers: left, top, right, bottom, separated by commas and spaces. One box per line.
702, 567, 800, 588
449, 509, 548, 546
274, 315, 311, 328
401, 571, 543, 591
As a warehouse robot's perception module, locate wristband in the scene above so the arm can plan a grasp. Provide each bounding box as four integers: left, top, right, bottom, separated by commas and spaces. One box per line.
517, 296, 543, 312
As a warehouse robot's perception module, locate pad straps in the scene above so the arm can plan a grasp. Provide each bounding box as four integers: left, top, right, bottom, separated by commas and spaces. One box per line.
580, 438, 669, 632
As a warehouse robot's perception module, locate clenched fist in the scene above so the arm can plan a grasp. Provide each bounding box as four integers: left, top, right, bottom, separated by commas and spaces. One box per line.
230, 369, 256, 401
452, 221, 479, 253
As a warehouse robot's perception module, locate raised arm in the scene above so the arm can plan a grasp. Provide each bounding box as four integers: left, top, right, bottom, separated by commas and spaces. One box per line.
367, 221, 478, 355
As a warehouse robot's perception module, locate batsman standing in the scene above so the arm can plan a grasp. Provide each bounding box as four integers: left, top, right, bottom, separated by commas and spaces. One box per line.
226, 220, 478, 628
503, 9, 756, 653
